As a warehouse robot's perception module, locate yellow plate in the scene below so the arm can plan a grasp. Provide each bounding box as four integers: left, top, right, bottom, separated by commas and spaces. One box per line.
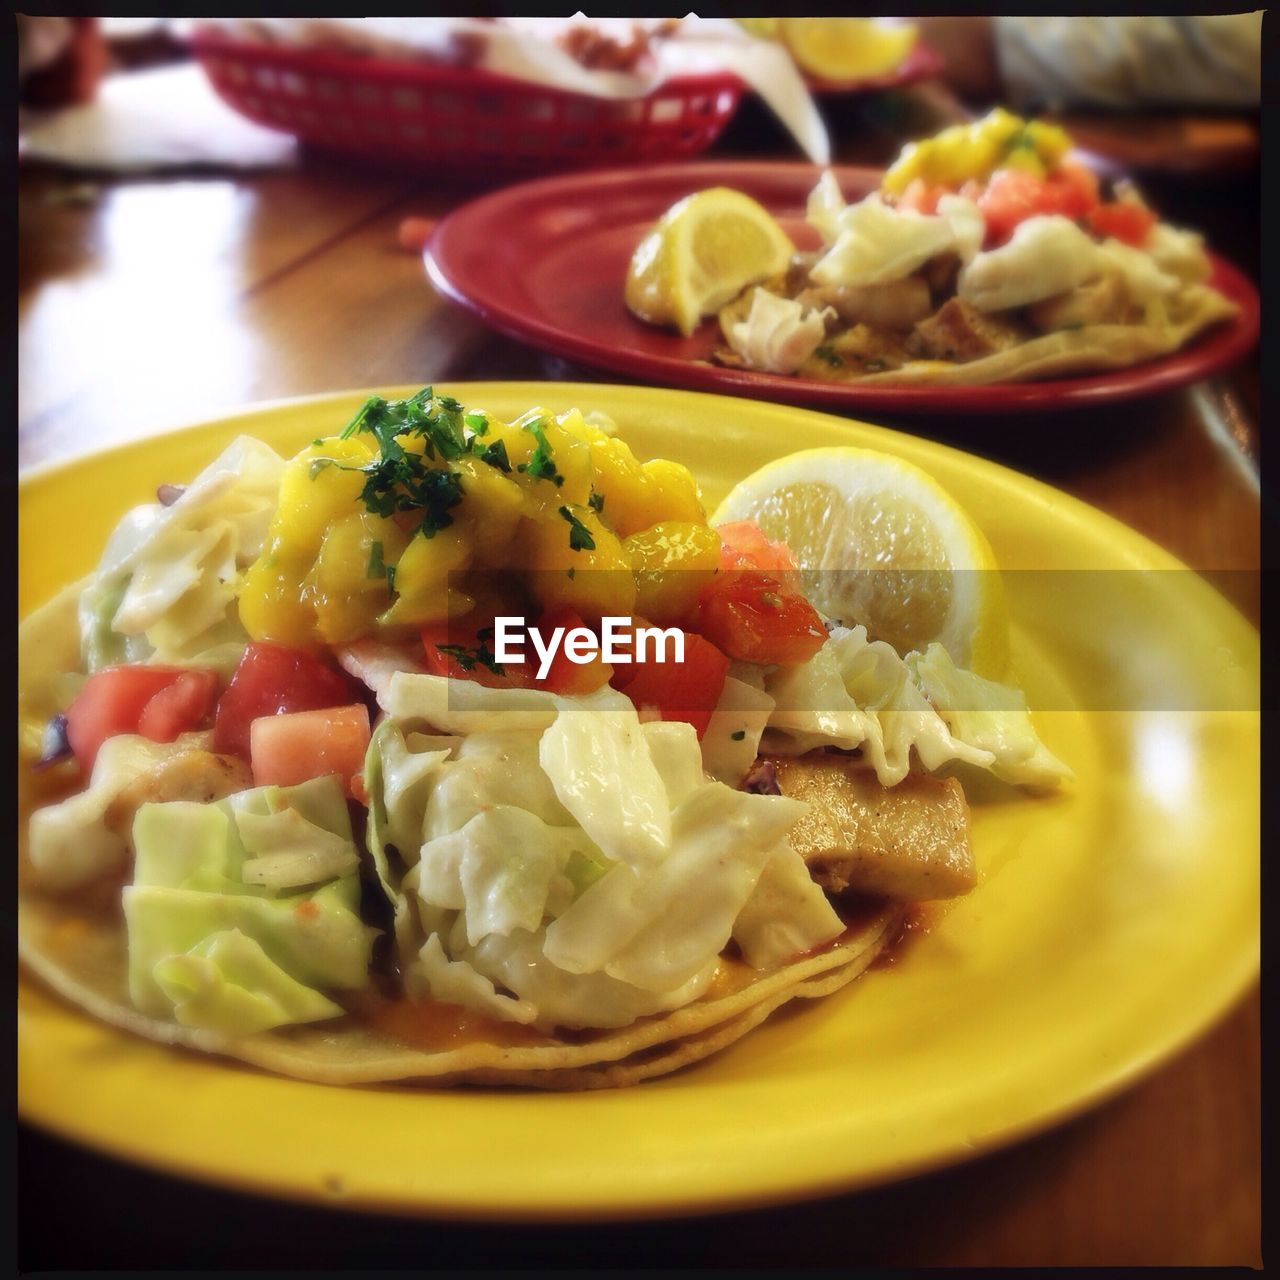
18, 384, 1259, 1220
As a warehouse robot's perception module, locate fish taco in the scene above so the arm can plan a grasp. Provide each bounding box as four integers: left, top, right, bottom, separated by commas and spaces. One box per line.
626, 108, 1240, 385
19, 391, 1067, 1088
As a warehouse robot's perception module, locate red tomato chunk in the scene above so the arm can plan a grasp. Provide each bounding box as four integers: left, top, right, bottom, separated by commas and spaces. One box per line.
1087, 201, 1157, 247
978, 162, 1100, 246
249, 704, 371, 796
696, 573, 827, 667
715, 520, 798, 574
213, 643, 360, 758
65, 665, 220, 771
611, 629, 729, 739
135, 670, 219, 744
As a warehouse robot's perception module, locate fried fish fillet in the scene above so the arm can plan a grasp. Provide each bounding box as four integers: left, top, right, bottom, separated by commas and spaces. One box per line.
908, 297, 1028, 363
766, 752, 975, 901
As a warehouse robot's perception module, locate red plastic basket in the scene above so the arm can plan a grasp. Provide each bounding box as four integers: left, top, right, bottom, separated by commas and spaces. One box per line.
189, 32, 744, 171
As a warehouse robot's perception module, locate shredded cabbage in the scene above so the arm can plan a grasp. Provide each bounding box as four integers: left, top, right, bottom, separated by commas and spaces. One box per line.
1095, 238, 1181, 306
725, 288, 834, 375
78, 436, 285, 672
764, 626, 994, 785
152, 929, 345, 1036
124, 775, 374, 1034
810, 193, 979, 288
700, 675, 778, 787
805, 169, 846, 245
538, 686, 672, 870
908, 644, 1072, 789
764, 626, 1066, 791
363, 686, 837, 1030
1144, 222, 1210, 284
383, 670, 562, 736
733, 843, 843, 969
958, 215, 1103, 311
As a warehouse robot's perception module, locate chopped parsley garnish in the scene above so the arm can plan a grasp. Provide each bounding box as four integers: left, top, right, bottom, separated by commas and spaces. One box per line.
464, 411, 489, 436
474, 438, 511, 473
814, 345, 843, 368
413, 470, 465, 538
730, 730, 746, 741
519, 417, 564, 486
566, 567, 576, 580
323, 388, 467, 538
342, 386, 467, 462
366, 541, 397, 593
588, 490, 605, 514
559, 506, 596, 552
435, 642, 505, 676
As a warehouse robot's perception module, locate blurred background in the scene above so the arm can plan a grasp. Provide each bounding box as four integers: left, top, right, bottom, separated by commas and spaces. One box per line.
17, 13, 1262, 1269
17, 14, 1261, 469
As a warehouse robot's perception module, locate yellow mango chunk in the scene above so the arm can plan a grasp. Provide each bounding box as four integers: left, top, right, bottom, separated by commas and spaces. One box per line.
381, 525, 473, 627
524, 509, 636, 621
625, 521, 721, 625
640, 459, 706, 525
308, 512, 409, 644
238, 555, 317, 648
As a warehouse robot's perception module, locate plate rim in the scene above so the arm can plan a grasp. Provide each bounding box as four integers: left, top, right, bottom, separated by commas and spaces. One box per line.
423, 160, 1260, 415
18, 383, 1260, 1220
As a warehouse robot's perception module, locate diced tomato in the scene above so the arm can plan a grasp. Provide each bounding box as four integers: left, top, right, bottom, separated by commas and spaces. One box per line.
1054, 158, 1101, 210
135, 670, 219, 744
65, 665, 220, 771
716, 520, 798, 574
611, 629, 729, 739
978, 161, 1100, 245
897, 179, 946, 216
420, 620, 531, 689
213, 644, 360, 759
249, 704, 371, 796
696, 572, 828, 666
528, 607, 613, 695
1087, 200, 1157, 247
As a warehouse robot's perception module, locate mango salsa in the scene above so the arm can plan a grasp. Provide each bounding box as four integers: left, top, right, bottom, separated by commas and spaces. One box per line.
882, 108, 1073, 195
237, 390, 720, 646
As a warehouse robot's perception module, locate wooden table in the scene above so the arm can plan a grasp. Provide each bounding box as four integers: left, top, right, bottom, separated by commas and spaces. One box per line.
17, 86, 1261, 1269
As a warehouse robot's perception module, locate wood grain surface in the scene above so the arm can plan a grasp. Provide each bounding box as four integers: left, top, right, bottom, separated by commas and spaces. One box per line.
17, 80, 1261, 1270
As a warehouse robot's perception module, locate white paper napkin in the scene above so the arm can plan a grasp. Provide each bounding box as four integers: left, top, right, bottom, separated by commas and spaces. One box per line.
20, 63, 297, 172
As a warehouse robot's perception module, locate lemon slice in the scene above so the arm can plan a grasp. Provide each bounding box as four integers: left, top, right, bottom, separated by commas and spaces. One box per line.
625, 188, 795, 338
712, 447, 1010, 677
778, 18, 918, 82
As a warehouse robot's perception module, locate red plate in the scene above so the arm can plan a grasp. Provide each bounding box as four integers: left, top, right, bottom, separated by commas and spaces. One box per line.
425, 160, 1259, 415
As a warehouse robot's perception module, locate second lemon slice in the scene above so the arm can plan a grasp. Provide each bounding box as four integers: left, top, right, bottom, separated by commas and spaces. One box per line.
625, 188, 795, 338
778, 18, 918, 82
712, 447, 1009, 677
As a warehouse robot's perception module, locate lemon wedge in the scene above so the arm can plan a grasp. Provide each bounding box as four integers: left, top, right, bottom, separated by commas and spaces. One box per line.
778, 18, 918, 82
712, 447, 1010, 678
625, 188, 795, 337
